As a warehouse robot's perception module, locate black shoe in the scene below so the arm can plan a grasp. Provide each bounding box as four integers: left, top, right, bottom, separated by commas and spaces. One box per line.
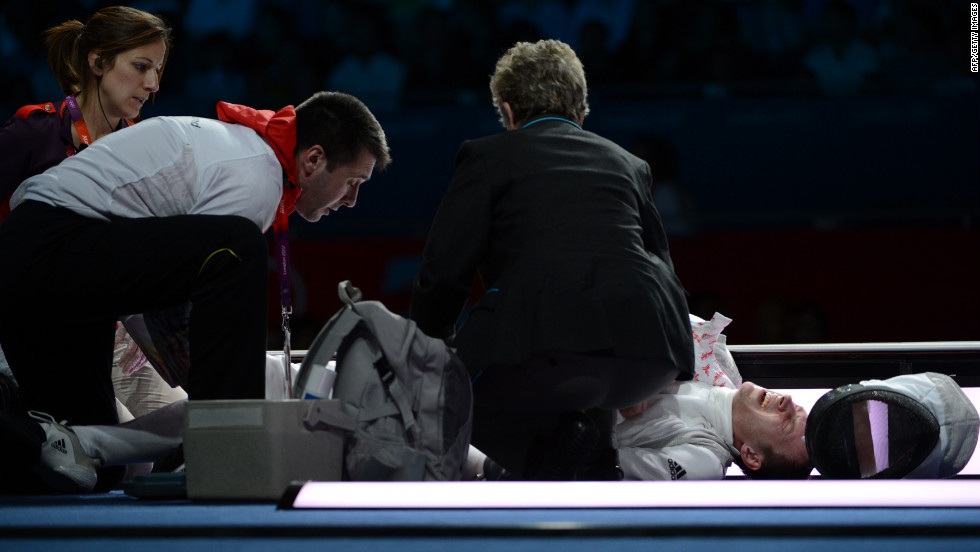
92, 465, 128, 493
0, 371, 24, 413
576, 408, 624, 481
0, 410, 45, 469
151, 444, 184, 473
576, 447, 624, 481
525, 411, 599, 481
481, 457, 516, 481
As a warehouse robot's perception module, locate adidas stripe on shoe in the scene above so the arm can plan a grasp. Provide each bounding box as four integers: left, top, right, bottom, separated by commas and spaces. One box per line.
28, 411, 101, 492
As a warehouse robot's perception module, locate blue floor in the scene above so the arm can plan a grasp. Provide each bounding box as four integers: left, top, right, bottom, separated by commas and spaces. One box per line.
2, 490, 978, 552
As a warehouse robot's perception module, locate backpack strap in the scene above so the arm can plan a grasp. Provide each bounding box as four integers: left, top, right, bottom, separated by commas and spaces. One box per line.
293, 305, 362, 398
371, 355, 421, 442
338, 280, 362, 304
304, 399, 356, 432
341, 289, 421, 441
293, 281, 421, 442
339, 281, 420, 439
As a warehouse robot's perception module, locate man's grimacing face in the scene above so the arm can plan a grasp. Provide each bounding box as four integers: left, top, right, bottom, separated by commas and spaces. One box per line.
733, 382, 810, 467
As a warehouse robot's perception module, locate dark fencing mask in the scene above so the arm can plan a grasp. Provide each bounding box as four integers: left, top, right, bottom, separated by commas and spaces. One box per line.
806, 372, 978, 479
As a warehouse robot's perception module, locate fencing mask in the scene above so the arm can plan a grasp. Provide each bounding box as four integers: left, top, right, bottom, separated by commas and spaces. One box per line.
806, 372, 978, 479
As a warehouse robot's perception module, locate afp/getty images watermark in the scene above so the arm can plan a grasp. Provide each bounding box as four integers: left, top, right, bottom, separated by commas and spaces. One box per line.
972, 3, 979, 73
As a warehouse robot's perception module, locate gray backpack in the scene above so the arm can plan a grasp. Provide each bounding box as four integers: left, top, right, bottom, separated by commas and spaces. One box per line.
294, 281, 473, 481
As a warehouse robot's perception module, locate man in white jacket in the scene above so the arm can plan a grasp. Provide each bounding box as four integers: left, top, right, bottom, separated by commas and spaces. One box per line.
616, 379, 811, 480
616, 313, 812, 480
0, 91, 390, 493
0, 92, 389, 429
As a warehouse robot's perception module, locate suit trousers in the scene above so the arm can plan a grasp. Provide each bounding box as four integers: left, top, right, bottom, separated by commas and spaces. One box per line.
468, 350, 681, 477
0, 201, 267, 426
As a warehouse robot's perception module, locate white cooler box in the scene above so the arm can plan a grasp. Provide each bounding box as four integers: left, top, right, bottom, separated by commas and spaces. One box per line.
183, 399, 353, 500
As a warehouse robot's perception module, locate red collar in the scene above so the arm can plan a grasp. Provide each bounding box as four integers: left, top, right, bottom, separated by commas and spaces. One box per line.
215, 101, 300, 232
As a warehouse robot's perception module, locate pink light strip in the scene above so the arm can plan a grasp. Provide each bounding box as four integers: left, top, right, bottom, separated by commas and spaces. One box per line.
289, 479, 980, 509
869, 399, 890, 473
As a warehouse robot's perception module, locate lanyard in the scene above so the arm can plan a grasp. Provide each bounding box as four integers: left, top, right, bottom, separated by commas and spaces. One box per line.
522, 116, 582, 130
63, 95, 93, 151
273, 194, 294, 397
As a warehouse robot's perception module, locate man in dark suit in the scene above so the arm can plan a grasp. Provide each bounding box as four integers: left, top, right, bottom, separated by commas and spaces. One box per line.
411, 40, 694, 480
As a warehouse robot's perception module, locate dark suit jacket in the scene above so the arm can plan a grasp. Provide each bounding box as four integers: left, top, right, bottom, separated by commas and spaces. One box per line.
411, 117, 694, 380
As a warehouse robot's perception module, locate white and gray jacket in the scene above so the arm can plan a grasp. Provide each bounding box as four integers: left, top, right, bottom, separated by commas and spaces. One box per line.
11, 116, 283, 231
617, 382, 739, 480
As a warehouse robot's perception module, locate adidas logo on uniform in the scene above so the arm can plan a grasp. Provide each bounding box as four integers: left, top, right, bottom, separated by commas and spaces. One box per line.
668, 458, 687, 480
51, 438, 68, 455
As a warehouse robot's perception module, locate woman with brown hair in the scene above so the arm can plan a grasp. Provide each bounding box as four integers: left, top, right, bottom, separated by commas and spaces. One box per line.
0, 7, 179, 492
1, 5, 172, 218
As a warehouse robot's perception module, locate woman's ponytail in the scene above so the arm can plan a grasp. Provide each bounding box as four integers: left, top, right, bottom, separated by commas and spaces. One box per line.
43, 20, 85, 96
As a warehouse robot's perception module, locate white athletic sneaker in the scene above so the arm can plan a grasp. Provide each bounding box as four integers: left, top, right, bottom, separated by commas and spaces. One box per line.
28, 411, 101, 492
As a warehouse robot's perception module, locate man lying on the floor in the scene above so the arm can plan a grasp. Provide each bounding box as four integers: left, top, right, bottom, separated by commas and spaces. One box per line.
468, 313, 813, 481
615, 380, 811, 480
614, 313, 812, 480
611, 314, 978, 481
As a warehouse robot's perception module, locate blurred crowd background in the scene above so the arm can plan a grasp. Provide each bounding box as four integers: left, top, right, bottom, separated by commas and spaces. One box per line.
5, 0, 976, 113
2, 0, 978, 347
